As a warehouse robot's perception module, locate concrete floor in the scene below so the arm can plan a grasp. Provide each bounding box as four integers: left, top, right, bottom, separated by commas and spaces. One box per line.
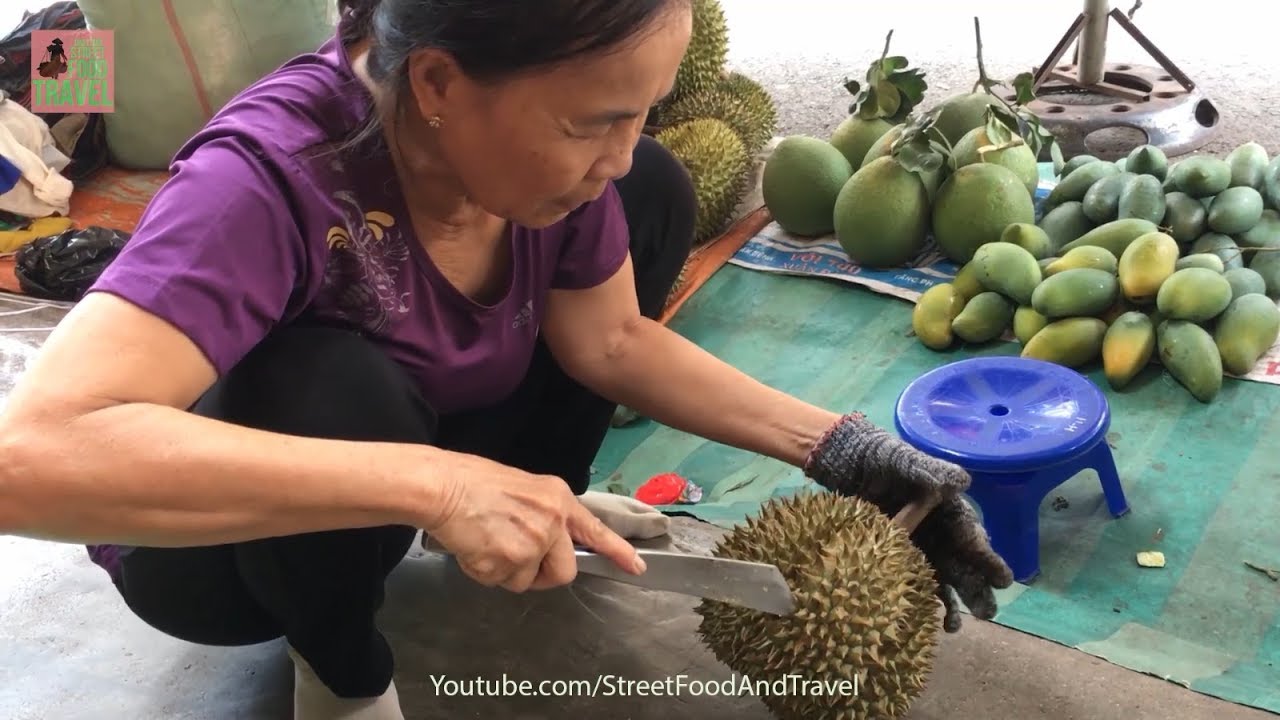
3, 1, 1280, 719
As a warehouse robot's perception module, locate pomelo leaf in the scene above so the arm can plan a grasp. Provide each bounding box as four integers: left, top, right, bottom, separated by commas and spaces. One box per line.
1050, 140, 1065, 174
854, 85, 879, 119
877, 80, 902, 117
984, 110, 1015, 146
842, 29, 928, 122
892, 106, 950, 173
890, 69, 928, 101
895, 142, 944, 173
1012, 71, 1037, 106
882, 55, 909, 71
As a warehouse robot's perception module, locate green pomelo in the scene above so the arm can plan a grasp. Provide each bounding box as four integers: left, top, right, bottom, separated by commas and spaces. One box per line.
932, 163, 1036, 264
829, 116, 896, 171
931, 92, 1003, 146
833, 156, 930, 267
952, 126, 1039, 197
861, 124, 904, 166
761, 135, 854, 237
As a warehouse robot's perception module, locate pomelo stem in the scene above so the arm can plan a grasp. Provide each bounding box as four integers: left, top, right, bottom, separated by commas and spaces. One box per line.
972, 17, 1018, 115
973, 17, 991, 94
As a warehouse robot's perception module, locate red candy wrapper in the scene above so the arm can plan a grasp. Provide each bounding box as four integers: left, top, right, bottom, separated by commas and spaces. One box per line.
635, 472, 702, 506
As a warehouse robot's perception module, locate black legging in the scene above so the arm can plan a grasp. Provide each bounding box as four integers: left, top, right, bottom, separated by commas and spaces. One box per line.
111, 133, 697, 699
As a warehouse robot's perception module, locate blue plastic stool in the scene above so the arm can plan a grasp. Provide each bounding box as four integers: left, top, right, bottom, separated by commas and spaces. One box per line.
893, 356, 1130, 583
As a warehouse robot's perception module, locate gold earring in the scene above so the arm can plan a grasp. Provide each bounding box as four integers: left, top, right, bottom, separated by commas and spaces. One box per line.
427, 115, 442, 128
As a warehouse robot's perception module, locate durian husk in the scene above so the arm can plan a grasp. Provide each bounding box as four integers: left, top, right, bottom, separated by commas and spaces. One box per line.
672, 0, 729, 99
695, 490, 941, 720
656, 71, 779, 157
664, 260, 690, 307
655, 118, 751, 244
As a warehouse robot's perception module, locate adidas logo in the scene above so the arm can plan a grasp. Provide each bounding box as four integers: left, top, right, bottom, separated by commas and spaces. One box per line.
512, 299, 533, 329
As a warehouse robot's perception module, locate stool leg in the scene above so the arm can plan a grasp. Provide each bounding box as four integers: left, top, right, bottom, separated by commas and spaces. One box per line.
1088, 443, 1130, 518
965, 476, 1044, 584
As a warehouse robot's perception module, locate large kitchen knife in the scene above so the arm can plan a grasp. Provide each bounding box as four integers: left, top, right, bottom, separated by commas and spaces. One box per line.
575, 547, 796, 615
420, 494, 943, 618
567, 498, 942, 616
420, 536, 795, 615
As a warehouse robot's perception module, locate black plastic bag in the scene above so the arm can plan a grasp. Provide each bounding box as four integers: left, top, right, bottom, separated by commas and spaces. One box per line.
15, 225, 130, 301
0, 2, 83, 104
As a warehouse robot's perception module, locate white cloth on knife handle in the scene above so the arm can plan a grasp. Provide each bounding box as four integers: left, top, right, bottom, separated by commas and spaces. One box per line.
578, 490, 671, 540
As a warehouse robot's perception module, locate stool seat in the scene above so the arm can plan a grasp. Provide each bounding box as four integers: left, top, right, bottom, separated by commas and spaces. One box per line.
894, 356, 1110, 473
894, 356, 1130, 583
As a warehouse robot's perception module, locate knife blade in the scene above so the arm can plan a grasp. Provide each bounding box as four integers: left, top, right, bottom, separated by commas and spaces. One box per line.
576, 548, 795, 616
420, 535, 794, 615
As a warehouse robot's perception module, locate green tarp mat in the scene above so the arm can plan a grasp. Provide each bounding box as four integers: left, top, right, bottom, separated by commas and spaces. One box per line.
587, 261, 1280, 713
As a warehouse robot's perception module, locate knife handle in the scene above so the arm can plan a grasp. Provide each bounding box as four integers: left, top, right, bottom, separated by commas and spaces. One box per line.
892, 492, 943, 534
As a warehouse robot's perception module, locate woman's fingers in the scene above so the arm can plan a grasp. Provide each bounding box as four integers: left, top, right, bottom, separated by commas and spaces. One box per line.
936, 584, 963, 633
905, 453, 971, 498
500, 560, 543, 593
458, 555, 505, 587
529, 531, 578, 591
441, 476, 644, 591
942, 499, 1014, 588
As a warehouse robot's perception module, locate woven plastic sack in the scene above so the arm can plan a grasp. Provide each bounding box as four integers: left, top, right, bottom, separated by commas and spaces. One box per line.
76, 0, 338, 169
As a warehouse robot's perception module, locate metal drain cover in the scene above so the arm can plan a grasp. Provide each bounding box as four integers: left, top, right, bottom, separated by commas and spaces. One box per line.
1007, 62, 1220, 160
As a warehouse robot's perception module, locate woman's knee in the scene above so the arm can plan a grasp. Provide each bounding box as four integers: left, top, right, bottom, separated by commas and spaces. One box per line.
193, 322, 437, 444
116, 546, 282, 648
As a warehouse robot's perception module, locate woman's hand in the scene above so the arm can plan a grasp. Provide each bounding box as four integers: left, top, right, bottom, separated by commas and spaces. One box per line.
804, 412, 1014, 631
424, 455, 645, 592
909, 495, 1015, 631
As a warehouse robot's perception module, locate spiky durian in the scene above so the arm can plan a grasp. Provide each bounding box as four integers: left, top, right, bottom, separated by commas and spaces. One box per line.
672, 0, 729, 99
695, 490, 941, 720
656, 118, 750, 244
657, 72, 778, 157
664, 260, 689, 308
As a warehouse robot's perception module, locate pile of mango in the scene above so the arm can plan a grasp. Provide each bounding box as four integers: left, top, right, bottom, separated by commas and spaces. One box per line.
911, 141, 1280, 403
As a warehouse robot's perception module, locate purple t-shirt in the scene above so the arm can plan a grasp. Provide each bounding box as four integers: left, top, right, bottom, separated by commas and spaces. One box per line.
83, 30, 630, 580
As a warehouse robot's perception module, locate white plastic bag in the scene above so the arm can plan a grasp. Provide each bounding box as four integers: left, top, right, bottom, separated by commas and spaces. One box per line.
0, 90, 73, 218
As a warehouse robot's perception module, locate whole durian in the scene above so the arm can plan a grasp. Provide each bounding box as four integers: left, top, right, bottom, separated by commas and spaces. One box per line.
657, 71, 778, 156
656, 118, 750, 244
665, 260, 690, 307
695, 490, 941, 720
672, 0, 729, 99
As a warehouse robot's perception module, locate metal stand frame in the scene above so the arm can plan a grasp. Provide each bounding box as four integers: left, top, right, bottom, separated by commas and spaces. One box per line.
1020, 2, 1219, 159
1031, 5, 1194, 100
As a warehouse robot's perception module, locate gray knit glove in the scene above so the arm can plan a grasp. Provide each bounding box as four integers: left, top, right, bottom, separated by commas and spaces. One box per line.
804, 413, 1014, 632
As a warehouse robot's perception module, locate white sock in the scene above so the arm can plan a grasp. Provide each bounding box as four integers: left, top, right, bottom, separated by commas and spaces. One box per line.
288, 644, 405, 720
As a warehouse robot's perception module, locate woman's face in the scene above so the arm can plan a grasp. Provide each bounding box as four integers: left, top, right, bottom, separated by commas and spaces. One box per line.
405, 5, 692, 227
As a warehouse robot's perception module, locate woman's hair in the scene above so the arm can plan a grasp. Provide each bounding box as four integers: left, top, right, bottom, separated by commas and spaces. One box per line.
336, 0, 683, 149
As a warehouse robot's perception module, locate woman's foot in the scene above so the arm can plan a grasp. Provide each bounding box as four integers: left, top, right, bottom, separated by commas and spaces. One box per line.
288, 645, 406, 720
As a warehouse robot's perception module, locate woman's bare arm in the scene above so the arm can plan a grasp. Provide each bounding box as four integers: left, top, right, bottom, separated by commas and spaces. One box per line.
542, 256, 842, 468
0, 292, 462, 547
